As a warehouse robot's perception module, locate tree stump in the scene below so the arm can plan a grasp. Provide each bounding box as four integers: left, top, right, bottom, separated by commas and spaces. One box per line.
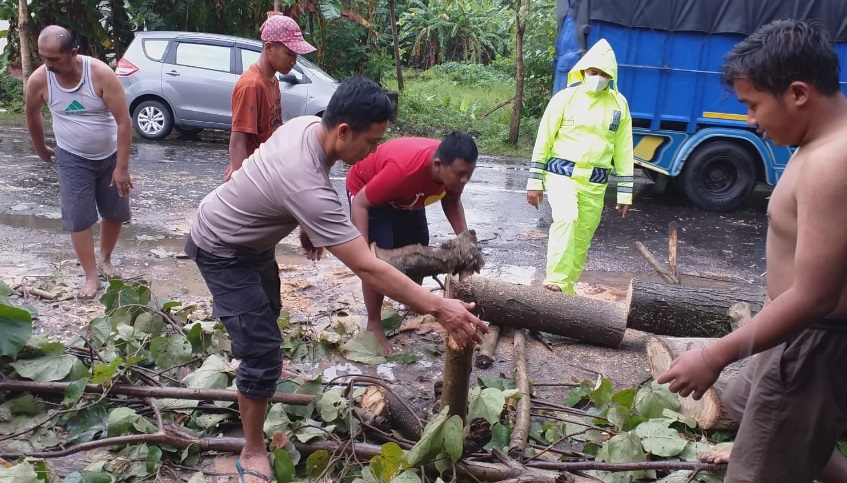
646, 336, 749, 430
628, 279, 765, 337
449, 276, 627, 348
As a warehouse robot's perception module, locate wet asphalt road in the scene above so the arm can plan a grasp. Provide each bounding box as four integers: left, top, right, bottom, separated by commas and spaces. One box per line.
0, 126, 771, 289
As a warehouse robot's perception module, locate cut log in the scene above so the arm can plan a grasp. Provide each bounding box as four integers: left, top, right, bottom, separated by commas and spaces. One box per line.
449, 276, 627, 348
728, 302, 753, 331
372, 230, 485, 280
668, 222, 679, 283
508, 329, 531, 459
628, 279, 765, 337
475, 325, 502, 368
440, 275, 475, 422
646, 336, 748, 430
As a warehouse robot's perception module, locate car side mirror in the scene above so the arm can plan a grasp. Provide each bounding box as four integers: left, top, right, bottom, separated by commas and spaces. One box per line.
278, 73, 299, 85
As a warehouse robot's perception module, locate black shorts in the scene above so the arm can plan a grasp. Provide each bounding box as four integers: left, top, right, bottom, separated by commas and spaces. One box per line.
185, 236, 282, 400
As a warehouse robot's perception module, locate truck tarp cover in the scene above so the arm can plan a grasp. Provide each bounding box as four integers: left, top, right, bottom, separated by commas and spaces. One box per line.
569, 0, 847, 42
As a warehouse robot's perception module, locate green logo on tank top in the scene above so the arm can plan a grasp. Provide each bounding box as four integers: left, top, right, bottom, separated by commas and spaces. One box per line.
64, 100, 87, 115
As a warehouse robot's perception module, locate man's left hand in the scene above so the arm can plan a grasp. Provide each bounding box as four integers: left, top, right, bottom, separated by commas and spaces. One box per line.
300, 230, 323, 261
616, 204, 630, 218
656, 348, 721, 400
111, 167, 134, 197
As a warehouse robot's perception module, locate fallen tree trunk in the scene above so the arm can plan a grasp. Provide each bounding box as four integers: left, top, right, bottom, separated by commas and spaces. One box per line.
475, 325, 502, 368
0, 380, 314, 405
646, 336, 749, 430
449, 276, 627, 348
628, 279, 765, 337
508, 330, 531, 459
440, 276, 475, 422
372, 230, 485, 280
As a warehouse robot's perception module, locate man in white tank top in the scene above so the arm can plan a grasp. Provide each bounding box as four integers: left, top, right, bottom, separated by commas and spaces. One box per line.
25, 25, 133, 299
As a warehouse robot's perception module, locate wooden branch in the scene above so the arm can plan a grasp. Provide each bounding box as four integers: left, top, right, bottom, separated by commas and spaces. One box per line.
450, 276, 627, 348
475, 325, 502, 368
668, 222, 679, 283
372, 230, 485, 280
0, 380, 314, 405
508, 329, 531, 459
528, 460, 725, 472
0, 433, 244, 460
440, 276, 475, 422
634, 241, 678, 284
15, 285, 60, 300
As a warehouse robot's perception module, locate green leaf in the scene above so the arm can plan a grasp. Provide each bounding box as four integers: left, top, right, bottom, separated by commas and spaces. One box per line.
133, 312, 163, 335
306, 450, 331, 478
62, 471, 114, 483
484, 422, 512, 450
294, 425, 328, 443
343, 332, 387, 365
63, 379, 89, 408
657, 470, 725, 483
91, 357, 123, 385
467, 386, 505, 424
611, 388, 636, 409
11, 354, 79, 382
150, 334, 192, 369
441, 415, 464, 463
661, 408, 698, 429
182, 354, 231, 389
320, 1, 341, 20
317, 389, 348, 423
592, 375, 614, 407
108, 407, 157, 436
0, 303, 33, 359
391, 471, 422, 483
9, 394, 43, 416
678, 440, 714, 462
272, 448, 295, 483
63, 404, 109, 443
543, 422, 563, 443
88, 317, 112, 348
596, 432, 647, 481
403, 407, 451, 468
635, 420, 687, 457
607, 406, 632, 431
634, 381, 680, 419
283, 376, 322, 419
382, 310, 403, 335
386, 353, 421, 364
0, 281, 12, 304
162, 301, 182, 312
193, 412, 231, 430
563, 381, 593, 407
264, 403, 292, 438
65, 357, 90, 382
0, 462, 38, 483
477, 376, 516, 391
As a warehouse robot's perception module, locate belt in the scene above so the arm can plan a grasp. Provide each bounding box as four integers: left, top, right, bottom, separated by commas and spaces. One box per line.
810, 316, 847, 332
544, 157, 610, 184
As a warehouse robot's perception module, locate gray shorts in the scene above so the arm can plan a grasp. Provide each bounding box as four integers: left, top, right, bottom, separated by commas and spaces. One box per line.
723, 319, 847, 482
55, 147, 131, 232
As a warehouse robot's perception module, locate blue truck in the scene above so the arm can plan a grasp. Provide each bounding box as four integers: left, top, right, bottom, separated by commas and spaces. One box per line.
553, 0, 847, 211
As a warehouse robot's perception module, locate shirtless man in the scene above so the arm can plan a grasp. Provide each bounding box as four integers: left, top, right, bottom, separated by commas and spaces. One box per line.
25, 25, 133, 298
658, 20, 847, 482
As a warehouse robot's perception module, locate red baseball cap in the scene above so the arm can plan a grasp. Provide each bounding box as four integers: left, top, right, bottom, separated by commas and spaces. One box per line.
260, 15, 316, 55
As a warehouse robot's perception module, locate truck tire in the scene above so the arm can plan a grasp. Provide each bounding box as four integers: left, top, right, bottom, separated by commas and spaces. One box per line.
132, 100, 173, 140
681, 141, 756, 212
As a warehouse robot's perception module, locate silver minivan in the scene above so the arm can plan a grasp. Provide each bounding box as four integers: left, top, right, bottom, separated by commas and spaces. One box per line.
117, 31, 338, 140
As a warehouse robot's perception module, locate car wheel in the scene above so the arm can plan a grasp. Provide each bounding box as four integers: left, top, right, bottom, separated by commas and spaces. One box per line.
681, 141, 757, 212
133, 100, 173, 140
641, 167, 660, 182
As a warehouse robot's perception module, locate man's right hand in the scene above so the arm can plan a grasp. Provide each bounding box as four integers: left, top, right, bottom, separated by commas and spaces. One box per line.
527, 190, 543, 209
37, 147, 55, 163
432, 299, 488, 349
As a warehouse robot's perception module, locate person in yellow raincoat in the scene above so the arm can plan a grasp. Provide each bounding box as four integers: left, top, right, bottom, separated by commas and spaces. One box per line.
526, 39, 634, 294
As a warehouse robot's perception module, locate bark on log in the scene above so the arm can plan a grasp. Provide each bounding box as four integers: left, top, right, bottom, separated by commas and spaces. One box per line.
668, 222, 679, 283
635, 241, 678, 284
628, 279, 765, 337
450, 276, 627, 348
440, 275, 475, 422
475, 325, 502, 368
372, 230, 485, 280
0, 380, 314, 405
508, 329, 531, 459
646, 336, 749, 430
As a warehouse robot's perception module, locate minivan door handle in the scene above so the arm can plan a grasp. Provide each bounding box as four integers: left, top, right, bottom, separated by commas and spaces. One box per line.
166, 70, 180, 76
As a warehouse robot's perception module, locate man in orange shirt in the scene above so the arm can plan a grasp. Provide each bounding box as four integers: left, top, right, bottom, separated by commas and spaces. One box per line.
225, 14, 315, 181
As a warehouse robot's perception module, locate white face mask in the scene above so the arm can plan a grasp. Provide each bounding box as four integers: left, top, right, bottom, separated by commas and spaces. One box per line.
584, 74, 610, 92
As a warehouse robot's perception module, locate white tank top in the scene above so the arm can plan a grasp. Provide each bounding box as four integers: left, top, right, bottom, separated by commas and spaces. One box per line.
47, 56, 118, 160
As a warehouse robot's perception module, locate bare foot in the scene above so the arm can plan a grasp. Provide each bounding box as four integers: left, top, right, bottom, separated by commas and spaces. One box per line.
77, 277, 102, 300
238, 449, 273, 482
97, 259, 118, 278
372, 330, 395, 355
698, 444, 732, 464
543, 283, 562, 292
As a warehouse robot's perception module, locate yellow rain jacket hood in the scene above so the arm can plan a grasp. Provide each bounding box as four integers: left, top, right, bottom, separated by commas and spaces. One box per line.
526, 38, 634, 205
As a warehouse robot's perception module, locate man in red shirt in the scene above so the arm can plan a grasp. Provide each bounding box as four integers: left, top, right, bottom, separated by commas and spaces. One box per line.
347, 132, 478, 352
225, 14, 315, 181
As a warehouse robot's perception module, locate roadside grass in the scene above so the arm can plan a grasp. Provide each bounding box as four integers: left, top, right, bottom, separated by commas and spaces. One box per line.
384, 65, 538, 158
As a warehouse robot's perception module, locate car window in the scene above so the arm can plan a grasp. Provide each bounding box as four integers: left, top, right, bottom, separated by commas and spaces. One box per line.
240, 49, 260, 73
143, 40, 169, 61
175, 43, 231, 72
